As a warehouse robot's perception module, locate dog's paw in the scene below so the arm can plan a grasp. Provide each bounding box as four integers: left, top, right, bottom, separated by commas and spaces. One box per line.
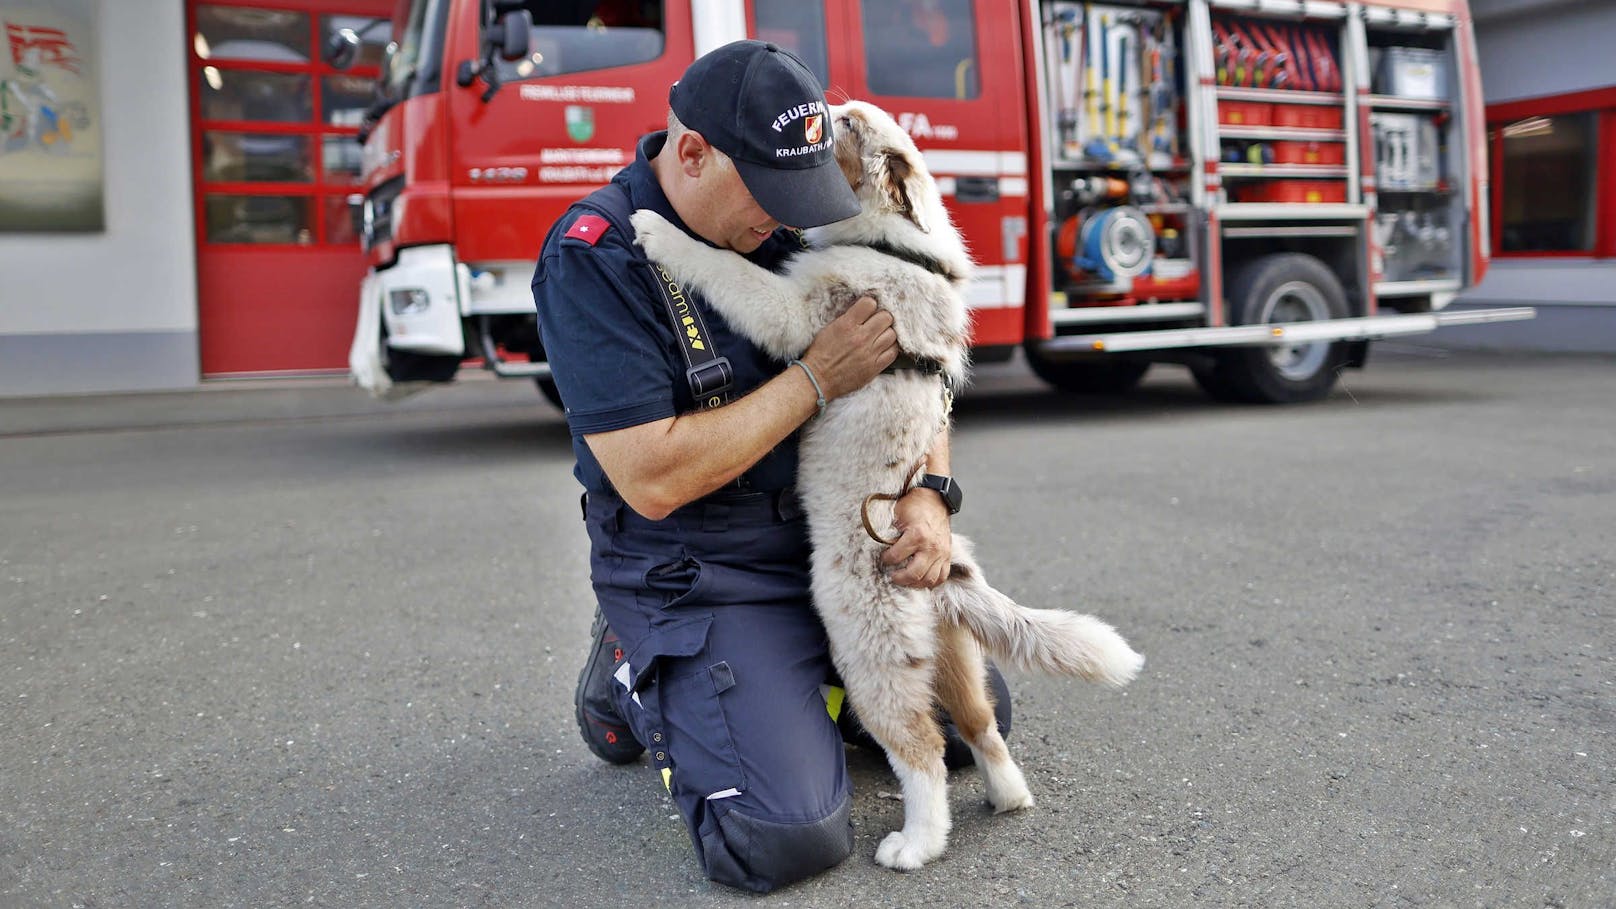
629, 209, 677, 259
988, 783, 1034, 814
982, 759, 1035, 813
874, 829, 945, 871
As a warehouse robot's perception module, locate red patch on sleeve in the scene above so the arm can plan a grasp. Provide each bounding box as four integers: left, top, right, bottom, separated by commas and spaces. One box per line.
564, 214, 611, 245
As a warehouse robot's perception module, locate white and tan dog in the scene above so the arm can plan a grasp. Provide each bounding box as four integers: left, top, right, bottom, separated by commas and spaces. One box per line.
631, 101, 1144, 871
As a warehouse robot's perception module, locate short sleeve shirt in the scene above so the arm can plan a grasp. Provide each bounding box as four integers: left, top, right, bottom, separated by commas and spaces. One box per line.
531, 132, 803, 495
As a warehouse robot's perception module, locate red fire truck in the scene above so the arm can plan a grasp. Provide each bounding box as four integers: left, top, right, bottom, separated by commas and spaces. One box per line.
335, 0, 1532, 405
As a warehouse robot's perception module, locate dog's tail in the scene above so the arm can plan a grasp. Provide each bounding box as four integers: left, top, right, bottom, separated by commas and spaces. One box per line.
937, 535, 1143, 688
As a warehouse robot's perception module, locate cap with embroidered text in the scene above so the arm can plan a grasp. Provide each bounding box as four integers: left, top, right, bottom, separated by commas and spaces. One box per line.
669, 39, 859, 228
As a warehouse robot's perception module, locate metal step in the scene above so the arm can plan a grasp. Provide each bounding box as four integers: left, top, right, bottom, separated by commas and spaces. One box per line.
475, 315, 552, 379
1040, 307, 1537, 354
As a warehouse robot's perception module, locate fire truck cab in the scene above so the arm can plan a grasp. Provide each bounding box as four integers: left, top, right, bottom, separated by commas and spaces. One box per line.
339, 0, 1531, 405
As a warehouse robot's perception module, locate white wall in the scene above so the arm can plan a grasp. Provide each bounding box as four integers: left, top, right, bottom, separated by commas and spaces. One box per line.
0, 0, 198, 395
1465, 260, 1616, 307
1474, 1, 1616, 103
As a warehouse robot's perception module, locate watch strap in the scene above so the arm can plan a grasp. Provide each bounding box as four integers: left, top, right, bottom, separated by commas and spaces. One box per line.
917, 473, 962, 515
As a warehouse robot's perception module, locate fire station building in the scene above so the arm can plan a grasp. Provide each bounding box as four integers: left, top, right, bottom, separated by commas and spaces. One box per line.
0, 0, 1610, 397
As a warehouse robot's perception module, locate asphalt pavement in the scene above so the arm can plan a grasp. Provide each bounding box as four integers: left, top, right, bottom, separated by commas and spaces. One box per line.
1, 349, 1611, 908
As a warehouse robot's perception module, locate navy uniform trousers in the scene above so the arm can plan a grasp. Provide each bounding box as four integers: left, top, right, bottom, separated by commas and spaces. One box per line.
584, 488, 853, 892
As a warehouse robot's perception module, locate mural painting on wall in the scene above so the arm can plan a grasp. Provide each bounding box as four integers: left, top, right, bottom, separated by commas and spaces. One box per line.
0, 0, 102, 232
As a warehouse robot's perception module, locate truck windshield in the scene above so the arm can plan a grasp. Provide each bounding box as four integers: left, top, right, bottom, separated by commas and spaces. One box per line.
862, 0, 979, 100
495, 1, 665, 81
378, 0, 429, 96
755, 0, 830, 88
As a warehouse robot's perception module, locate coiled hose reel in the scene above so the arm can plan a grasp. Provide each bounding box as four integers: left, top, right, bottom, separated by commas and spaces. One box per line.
1058, 205, 1156, 283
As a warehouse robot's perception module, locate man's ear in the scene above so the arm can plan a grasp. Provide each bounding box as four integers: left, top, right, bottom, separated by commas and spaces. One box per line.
676, 130, 711, 178
879, 150, 930, 234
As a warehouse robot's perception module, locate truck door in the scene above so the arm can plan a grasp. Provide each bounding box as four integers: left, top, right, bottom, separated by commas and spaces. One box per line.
746, 0, 1029, 348
442, 1, 694, 273
827, 0, 1032, 350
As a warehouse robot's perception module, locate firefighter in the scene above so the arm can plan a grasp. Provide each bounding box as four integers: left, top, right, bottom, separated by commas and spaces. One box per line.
531, 40, 1006, 891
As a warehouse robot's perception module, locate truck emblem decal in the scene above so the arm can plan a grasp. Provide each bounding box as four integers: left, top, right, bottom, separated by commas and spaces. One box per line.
565, 105, 595, 143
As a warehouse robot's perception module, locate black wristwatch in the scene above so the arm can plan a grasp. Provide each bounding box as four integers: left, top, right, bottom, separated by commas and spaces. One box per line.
916, 474, 963, 515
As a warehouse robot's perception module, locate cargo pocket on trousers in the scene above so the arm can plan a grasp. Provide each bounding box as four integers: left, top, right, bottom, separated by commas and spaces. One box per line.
622, 615, 713, 789
657, 657, 748, 801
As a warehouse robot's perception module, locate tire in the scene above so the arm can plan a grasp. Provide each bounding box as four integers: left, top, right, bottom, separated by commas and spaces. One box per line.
1025, 347, 1151, 394
534, 376, 564, 410
1199, 253, 1350, 404
1190, 363, 1246, 402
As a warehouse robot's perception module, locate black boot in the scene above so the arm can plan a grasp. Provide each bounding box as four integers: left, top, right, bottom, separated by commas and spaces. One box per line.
574, 608, 645, 764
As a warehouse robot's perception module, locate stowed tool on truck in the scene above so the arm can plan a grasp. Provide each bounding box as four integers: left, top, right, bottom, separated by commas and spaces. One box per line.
334, 0, 1530, 406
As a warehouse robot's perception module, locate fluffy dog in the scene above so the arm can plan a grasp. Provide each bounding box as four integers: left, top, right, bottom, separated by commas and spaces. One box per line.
631, 101, 1144, 871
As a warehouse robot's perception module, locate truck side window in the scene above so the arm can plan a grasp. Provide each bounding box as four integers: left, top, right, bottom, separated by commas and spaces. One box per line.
497, 1, 665, 80
753, 0, 830, 89
861, 0, 979, 100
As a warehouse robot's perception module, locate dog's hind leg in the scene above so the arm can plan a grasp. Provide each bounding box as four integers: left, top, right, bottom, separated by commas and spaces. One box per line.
934, 622, 1034, 814
844, 663, 952, 870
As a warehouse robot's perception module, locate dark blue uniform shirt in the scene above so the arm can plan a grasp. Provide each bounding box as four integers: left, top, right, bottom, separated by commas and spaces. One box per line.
532, 132, 802, 495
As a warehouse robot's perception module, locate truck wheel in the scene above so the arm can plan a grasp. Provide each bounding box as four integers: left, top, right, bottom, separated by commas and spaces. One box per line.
1199, 253, 1349, 404
1024, 347, 1151, 394
534, 376, 564, 410
1189, 363, 1245, 402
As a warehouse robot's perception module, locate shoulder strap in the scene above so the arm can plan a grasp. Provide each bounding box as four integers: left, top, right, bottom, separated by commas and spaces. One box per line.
573, 186, 733, 410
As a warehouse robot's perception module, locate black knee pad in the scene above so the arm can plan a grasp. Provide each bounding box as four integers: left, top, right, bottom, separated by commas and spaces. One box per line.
699, 796, 854, 893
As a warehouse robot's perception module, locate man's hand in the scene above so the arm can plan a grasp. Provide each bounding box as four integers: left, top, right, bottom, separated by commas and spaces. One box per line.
881, 485, 953, 588
799, 296, 898, 400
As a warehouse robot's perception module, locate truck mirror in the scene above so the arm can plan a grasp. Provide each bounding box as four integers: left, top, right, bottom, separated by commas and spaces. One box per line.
324, 27, 361, 70
494, 9, 532, 62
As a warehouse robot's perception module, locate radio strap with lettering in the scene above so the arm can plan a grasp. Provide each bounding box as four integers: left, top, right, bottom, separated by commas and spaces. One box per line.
646, 258, 733, 410
573, 186, 733, 410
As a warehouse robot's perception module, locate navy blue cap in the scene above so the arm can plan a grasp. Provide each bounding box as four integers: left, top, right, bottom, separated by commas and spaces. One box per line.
669, 40, 860, 228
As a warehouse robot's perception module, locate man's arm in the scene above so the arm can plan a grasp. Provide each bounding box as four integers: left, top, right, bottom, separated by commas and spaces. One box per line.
881, 425, 954, 589
585, 297, 897, 520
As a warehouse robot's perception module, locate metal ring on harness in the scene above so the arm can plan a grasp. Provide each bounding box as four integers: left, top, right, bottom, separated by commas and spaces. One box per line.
861, 492, 902, 546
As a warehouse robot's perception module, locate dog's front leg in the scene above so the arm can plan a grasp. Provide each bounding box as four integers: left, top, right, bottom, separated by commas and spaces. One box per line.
631, 209, 817, 358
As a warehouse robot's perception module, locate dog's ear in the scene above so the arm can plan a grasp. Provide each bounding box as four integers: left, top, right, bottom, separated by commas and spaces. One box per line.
877, 149, 931, 234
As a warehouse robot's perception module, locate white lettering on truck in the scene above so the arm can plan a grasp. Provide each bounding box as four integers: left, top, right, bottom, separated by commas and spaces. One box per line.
898, 112, 959, 141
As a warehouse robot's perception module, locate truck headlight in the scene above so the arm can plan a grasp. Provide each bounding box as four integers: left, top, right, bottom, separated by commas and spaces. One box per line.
358, 195, 373, 250
388, 288, 430, 316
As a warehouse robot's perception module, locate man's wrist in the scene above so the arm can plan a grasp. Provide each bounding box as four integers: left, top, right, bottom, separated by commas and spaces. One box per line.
915, 473, 962, 515
788, 359, 827, 417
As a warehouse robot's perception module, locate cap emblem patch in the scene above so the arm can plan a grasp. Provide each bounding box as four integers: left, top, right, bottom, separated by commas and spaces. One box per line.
803, 114, 824, 145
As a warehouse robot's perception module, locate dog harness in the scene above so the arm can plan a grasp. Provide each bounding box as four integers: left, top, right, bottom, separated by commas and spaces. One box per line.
840, 239, 959, 409
852, 239, 959, 282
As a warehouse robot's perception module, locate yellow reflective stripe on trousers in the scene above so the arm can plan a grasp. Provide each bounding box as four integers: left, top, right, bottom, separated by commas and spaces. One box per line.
824, 685, 845, 722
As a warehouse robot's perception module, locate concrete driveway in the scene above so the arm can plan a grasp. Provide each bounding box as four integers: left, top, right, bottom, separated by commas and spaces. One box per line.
2, 349, 1611, 908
